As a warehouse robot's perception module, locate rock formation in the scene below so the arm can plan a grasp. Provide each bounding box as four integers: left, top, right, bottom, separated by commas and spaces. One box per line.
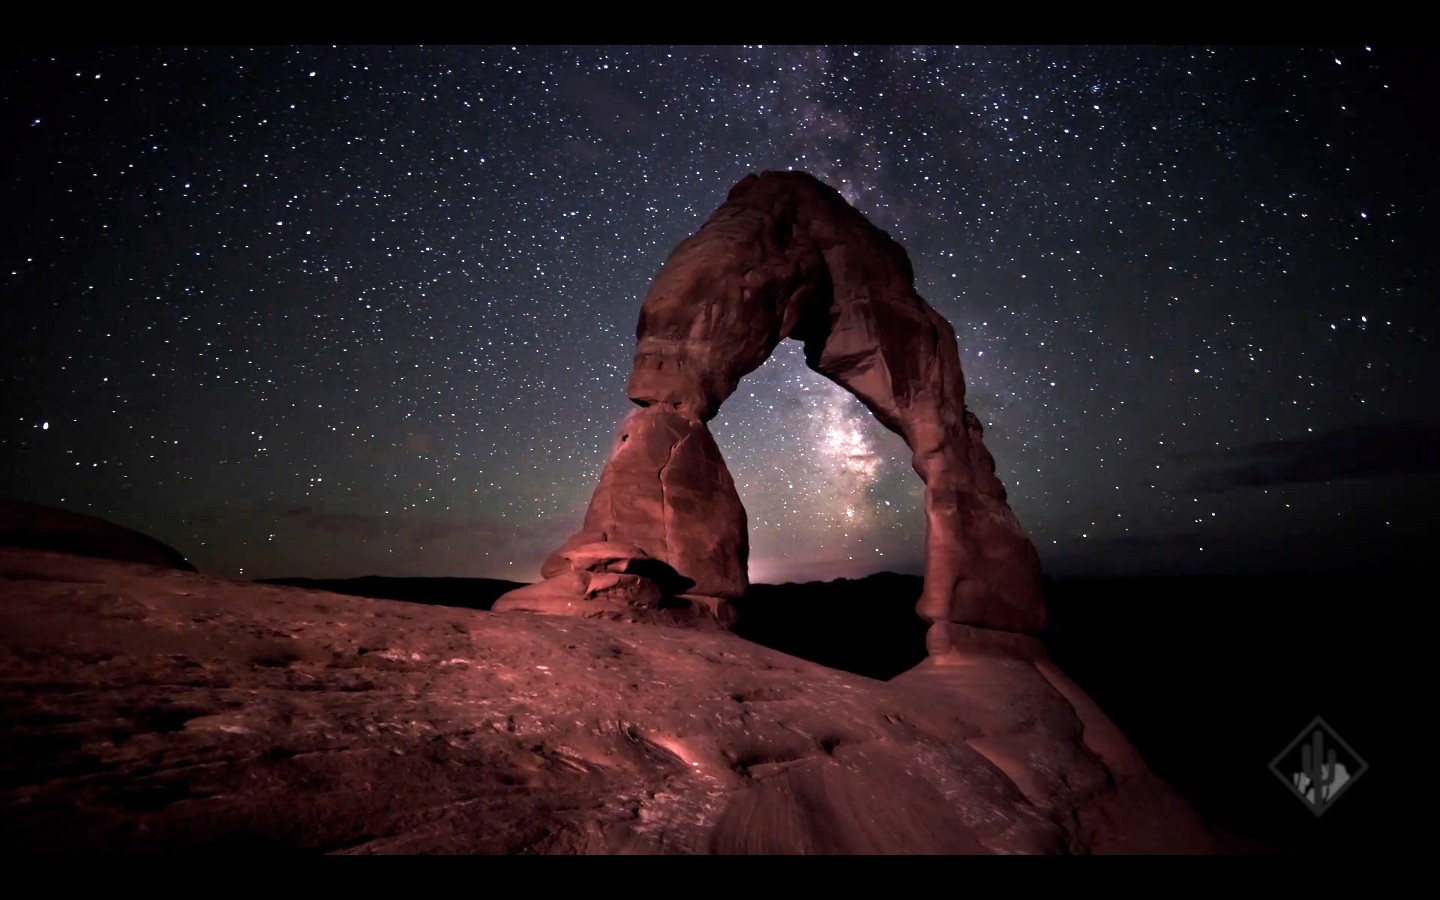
495, 410, 745, 626
0, 497, 195, 571
0, 546, 1220, 854
497, 171, 1046, 650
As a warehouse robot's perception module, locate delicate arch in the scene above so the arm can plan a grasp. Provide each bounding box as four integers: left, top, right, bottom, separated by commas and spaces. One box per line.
495, 172, 1046, 651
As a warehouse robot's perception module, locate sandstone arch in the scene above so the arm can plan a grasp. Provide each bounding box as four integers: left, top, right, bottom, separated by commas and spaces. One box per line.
494, 171, 1046, 653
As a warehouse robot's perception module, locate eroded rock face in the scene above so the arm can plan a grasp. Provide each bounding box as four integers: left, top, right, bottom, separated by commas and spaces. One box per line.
497, 171, 1046, 642
498, 408, 747, 623
577, 408, 748, 601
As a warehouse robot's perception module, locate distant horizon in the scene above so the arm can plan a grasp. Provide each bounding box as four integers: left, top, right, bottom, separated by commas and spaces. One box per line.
2, 491, 1425, 588
251, 558, 1428, 587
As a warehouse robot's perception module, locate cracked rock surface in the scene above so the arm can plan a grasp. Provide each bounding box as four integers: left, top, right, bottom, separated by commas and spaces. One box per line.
0, 547, 1216, 854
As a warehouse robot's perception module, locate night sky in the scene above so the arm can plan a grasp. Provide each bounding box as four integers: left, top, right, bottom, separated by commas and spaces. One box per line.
2, 45, 1434, 584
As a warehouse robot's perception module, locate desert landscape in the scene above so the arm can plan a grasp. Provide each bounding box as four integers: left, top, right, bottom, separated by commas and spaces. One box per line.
0, 501, 1389, 855
1, 170, 1390, 856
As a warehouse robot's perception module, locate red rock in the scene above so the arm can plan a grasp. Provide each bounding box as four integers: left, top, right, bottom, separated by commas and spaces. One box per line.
491, 568, 664, 619
556, 540, 655, 574
584, 571, 662, 609
0, 546, 1219, 854
491, 568, 592, 615
539, 530, 610, 578
503, 171, 1045, 641
497, 407, 747, 619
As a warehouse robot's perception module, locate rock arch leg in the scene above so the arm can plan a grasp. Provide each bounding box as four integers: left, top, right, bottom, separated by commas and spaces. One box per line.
490, 405, 749, 623
800, 293, 1046, 645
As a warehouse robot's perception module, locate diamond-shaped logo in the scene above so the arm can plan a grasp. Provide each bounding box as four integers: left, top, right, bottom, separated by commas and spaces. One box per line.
1270, 716, 1367, 817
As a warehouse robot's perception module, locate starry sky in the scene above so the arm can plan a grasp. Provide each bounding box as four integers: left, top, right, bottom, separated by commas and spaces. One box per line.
2, 45, 1435, 584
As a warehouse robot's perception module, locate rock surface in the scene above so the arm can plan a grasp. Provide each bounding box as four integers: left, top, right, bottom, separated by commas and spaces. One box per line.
0, 498, 194, 572
575, 409, 747, 600
0, 547, 1217, 854
499, 171, 1045, 641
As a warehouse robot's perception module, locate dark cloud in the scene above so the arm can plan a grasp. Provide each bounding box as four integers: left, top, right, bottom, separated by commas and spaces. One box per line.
1187, 420, 1440, 493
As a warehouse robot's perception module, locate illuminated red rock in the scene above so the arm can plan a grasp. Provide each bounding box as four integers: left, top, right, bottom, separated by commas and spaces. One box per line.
0, 546, 1219, 854
499, 171, 1045, 645
498, 406, 746, 622
578, 409, 748, 598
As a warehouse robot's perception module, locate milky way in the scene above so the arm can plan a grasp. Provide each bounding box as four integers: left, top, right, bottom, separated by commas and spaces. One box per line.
1, 45, 1434, 582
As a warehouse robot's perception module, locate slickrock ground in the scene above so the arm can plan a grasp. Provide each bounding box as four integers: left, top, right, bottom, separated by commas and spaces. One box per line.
0, 546, 1216, 854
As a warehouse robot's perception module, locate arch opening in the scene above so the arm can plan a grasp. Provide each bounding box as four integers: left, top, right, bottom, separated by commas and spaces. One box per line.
707, 340, 922, 586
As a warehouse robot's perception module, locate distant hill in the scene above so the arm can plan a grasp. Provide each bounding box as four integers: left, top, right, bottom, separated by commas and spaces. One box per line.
730, 572, 929, 681
0, 498, 195, 571
256, 575, 524, 611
